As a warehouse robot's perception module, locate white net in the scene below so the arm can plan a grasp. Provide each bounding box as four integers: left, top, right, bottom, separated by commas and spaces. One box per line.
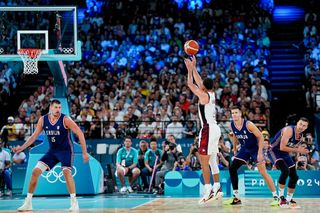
18, 49, 43, 74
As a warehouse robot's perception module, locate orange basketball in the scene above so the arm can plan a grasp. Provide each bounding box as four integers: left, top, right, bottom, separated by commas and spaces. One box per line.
184, 40, 199, 55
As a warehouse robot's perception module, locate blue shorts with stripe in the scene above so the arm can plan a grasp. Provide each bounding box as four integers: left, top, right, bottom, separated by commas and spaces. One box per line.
39, 150, 73, 170
235, 147, 258, 163
267, 149, 295, 168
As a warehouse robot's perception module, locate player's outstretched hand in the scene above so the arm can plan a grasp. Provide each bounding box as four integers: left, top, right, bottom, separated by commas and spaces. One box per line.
82, 152, 90, 163
13, 145, 23, 153
184, 55, 196, 71
297, 146, 309, 154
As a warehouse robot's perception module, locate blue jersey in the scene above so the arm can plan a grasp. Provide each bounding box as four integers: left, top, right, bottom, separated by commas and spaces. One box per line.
270, 125, 302, 152
231, 119, 258, 150
43, 113, 72, 152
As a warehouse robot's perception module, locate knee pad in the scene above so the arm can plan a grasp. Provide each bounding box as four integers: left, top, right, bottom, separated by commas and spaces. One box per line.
35, 162, 48, 173
288, 167, 299, 189
209, 153, 219, 175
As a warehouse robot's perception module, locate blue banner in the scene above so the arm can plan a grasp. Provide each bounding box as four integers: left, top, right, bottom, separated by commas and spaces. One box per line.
165, 170, 320, 197
244, 170, 320, 196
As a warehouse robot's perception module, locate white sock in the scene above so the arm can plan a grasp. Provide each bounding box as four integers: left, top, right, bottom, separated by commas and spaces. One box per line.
27, 193, 33, 199
286, 193, 293, 202
204, 184, 211, 193
213, 182, 220, 193
279, 187, 284, 197
70, 193, 76, 199
233, 190, 239, 199
272, 191, 278, 197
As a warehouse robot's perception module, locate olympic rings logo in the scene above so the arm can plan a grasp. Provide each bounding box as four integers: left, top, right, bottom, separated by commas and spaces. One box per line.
41, 165, 77, 183
62, 48, 74, 54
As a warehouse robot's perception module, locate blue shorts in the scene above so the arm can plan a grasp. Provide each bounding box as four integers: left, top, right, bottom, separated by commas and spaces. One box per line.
267, 149, 295, 168
234, 147, 258, 163
39, 150, 73, 171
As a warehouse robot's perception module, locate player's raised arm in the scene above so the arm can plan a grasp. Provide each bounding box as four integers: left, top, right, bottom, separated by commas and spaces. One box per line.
189, 56, 204, 88
184, 57, 208, 104
280, 127, 308, 154
14, 117, 44, 153
64, 116, 89, 162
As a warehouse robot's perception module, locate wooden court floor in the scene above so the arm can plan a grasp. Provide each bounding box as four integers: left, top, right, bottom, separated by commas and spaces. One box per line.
1, 197, 320, 212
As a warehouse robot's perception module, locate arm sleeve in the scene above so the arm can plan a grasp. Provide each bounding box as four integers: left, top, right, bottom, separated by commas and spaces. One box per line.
133, 149, 138, 164
144, 150, 149, 161
116, 149, 122, 164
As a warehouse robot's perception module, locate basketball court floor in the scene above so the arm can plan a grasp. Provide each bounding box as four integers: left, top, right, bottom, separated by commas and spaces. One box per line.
0, 195, 320, 212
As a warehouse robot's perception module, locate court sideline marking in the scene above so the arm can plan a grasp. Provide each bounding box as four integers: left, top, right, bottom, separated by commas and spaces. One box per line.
131, 198, 159, 209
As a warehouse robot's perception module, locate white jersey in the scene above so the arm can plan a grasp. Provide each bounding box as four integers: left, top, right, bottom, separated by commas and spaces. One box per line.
198, 91, 217, 127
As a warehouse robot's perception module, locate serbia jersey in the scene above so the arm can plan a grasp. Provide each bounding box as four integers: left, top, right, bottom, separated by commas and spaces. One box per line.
43, 113, 72, 152
231, 120, 258, 150
270, 125, 302, 152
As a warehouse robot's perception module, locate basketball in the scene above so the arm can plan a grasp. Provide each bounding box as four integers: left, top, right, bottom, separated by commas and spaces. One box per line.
184, 40, 199, 55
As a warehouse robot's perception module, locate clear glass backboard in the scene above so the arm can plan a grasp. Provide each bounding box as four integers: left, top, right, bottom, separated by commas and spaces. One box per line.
0, 6, 81, 61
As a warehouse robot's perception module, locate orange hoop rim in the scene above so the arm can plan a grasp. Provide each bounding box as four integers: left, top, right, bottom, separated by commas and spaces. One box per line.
18, 48, 42, 59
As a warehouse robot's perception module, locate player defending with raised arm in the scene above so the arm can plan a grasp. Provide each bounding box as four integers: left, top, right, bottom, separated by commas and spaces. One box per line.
223, 106, 278, 206
184, 56, 222, 204
15, 99, 89, 212
268, 117, 309, 208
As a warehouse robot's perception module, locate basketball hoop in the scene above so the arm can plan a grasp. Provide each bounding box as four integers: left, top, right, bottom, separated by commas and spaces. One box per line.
18, 48, 43, 74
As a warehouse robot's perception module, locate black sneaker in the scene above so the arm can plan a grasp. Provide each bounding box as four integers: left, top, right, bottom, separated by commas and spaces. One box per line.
223, 197, 242, 205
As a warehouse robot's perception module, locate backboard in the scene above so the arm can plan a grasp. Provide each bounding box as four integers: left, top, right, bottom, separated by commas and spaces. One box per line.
0, 6, 81, 61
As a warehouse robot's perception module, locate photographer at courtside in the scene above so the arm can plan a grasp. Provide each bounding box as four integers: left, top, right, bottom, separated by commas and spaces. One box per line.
186, 136, 201, 171
154, 139, 180, 194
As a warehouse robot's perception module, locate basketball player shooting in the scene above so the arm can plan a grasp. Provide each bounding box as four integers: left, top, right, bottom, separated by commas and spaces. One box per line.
184, 56, 222, 204
14, 99, 89, 212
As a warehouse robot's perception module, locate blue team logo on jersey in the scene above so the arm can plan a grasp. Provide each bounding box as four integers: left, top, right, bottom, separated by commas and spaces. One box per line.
57, 126, 60, 130
244, 130, 246, 134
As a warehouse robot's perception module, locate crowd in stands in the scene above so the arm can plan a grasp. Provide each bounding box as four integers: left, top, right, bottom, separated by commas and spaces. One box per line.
303, 2, 320, 112
9, 0, 272, 140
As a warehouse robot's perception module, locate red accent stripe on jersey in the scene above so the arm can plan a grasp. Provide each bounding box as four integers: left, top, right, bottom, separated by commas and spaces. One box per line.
199, 124, 209, 155
199, 104, 207, 124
